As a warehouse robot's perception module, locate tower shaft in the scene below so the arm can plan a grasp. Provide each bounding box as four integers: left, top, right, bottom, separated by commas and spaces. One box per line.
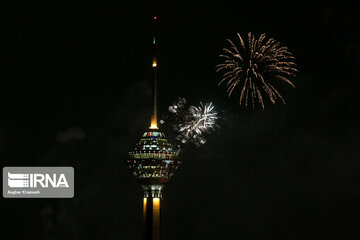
143, 196, 161, 240
152, 59, 157, 127
150, 16, 158, 129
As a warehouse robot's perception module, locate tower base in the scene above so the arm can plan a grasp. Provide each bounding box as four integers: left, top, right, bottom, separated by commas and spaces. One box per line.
143, 186, 162, 240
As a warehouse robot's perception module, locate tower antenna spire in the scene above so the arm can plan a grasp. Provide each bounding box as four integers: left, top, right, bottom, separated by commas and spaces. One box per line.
150, 16, 158, 129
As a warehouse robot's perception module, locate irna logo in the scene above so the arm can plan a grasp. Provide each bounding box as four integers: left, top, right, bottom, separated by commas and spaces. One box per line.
8, 172, 69, 188
3, 167, 74, 198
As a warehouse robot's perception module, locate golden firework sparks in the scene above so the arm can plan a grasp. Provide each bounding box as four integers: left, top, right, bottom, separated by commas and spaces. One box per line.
216, 32, 298, 109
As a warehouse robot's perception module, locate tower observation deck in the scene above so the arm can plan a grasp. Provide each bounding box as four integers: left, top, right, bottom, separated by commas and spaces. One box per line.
125, 16, 182, 240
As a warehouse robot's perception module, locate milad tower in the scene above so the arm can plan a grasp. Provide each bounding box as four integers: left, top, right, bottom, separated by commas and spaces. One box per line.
125, 16, 182, 240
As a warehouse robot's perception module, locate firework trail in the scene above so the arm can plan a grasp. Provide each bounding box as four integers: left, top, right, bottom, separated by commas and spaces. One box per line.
216, 32, 298, 109
162, 98, 218, 147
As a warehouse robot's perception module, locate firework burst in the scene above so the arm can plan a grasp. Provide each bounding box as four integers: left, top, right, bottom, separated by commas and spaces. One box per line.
216, 32, 298, 109
163, 98, 218, 147
178, 102, 217, 144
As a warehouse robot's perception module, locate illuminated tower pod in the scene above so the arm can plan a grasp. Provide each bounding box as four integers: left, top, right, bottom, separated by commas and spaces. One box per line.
125, 16, 182, 240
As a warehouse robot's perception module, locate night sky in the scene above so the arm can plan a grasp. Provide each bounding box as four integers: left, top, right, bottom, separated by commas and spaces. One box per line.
2, 1, 360, 239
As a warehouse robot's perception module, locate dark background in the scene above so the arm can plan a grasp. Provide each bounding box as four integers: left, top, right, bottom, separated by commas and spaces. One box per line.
2, 0, 360, 239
